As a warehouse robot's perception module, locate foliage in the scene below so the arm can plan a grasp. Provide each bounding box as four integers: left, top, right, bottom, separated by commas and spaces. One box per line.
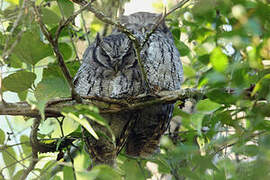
1, 0, 270, 179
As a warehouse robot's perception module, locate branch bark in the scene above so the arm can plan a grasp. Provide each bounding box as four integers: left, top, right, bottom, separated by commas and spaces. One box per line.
0, 89, 204, 118
32, 3, 84, 103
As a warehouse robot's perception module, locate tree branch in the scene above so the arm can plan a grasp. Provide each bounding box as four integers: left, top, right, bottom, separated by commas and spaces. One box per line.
19, 118, 40, 180
0, 89, 204, 118
32, 3, 82, 103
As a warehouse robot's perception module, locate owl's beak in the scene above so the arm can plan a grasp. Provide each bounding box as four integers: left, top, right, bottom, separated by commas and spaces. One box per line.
114, 64, 119, 72
112, 61, 121, 72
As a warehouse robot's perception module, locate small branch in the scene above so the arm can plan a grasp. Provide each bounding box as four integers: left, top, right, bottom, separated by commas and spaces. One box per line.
32, 3, 82, 103
80, 11, 91, 46
0, 155, 32, 175
54, 1, 94, 39
2, 0, 27, 62
142, 0, 190, 47
20, 118, 40, 180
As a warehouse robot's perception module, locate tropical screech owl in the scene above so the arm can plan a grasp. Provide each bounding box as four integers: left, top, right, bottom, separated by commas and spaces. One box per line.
74, 12, 183, 165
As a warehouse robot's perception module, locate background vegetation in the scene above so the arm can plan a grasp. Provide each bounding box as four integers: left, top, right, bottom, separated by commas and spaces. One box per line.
0, 0, 270, 179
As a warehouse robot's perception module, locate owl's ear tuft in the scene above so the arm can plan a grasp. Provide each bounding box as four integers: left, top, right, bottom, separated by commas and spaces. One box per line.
95, 33, 102, 45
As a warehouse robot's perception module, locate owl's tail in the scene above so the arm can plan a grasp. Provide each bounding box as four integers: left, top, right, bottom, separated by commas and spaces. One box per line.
125, 104, 174, 157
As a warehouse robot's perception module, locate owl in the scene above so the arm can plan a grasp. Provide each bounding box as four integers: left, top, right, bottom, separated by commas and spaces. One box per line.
74, 12, 183, 165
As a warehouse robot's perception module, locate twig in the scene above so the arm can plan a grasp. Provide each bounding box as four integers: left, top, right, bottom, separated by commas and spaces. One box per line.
57, 0, 80, 60
19, 118, 40, 180
0, 155, 32, 175
56, 117, 77, 180
32, 3, 82, 103
142, 0, 190, 47
80, 12, 91, 46
0, 67, 3, 103
2, 0, 27, 62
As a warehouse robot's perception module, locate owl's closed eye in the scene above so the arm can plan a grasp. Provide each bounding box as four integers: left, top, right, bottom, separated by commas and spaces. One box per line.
94, 33, 136, 77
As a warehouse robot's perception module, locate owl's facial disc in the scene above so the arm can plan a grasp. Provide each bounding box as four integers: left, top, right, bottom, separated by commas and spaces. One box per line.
96, 33, 134, 73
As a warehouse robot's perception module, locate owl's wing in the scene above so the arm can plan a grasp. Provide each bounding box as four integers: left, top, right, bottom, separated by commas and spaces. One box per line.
73, 45, 97, 96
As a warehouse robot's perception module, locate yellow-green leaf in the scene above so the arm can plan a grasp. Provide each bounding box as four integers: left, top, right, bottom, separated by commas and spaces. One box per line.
63, 112, 99, 140
210, 47, 228, 72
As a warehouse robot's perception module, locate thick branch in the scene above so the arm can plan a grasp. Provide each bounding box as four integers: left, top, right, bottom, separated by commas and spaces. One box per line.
0, 89, 204, 118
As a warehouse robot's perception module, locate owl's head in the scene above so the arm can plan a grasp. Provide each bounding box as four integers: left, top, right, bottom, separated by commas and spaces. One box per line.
94, 33, 136, 73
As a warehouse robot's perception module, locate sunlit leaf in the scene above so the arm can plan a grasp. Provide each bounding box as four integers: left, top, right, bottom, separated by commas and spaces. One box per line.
63, 112, 99, 140
2, 147, 17, 177
210, 48, 228, 72
79, 165, 121, 180
12, 170, 24, 180
183, 64, 196, 78
6, 0, 19, 5
191, 113, 204, 135
0, 129, 5, 144
20, 135, 31, 156
35, 77, 70, 119
251, 74, 270, 96
196, 99, 221, 114
63, 166, 74, 180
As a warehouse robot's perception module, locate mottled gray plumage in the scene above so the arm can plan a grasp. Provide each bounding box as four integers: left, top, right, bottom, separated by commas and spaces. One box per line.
74, 12, 183, 165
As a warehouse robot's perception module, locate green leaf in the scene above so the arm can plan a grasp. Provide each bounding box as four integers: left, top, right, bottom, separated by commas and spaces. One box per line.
6, 0, 19, 5
63, 166, 74, 180
12, 170, 24, 180
175, 40, 190, 56
20, 135, 31, 156
85, 112, 115, 142
79, 165, 121, 180
63, 112, 99, 140
191, 113, 204, 135
251, 73, 270, 96
2, 147, 17, 177
198, 54, 210, 65
0, 129, 5, 144
196, 99, 221, 114
35, 77, 70, 119
210, 47, 228, 72
154, 159, 171, 174
172, 27, 181, 40
13, 30, 53, 65
41, 8, 61, 25
17, 90, 28, 101
183, 64, 196, 78
122, 159, 150, 180
234, 145, 259, 157
2, 71, 36, 92
43, 61, 80, 79
206, 88, 237, 105
57, 0, 75, 18
35, 77, 70, 100
59, 43, 73, 61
